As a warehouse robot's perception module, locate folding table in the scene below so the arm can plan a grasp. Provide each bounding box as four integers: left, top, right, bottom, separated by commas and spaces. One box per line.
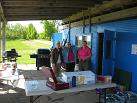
25, 80, 117, 103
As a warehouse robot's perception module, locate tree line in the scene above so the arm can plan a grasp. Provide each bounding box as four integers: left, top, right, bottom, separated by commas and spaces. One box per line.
6, 20, 57, 40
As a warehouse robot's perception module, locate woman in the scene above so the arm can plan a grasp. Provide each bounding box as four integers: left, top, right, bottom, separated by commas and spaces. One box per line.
63, 42, 77, 72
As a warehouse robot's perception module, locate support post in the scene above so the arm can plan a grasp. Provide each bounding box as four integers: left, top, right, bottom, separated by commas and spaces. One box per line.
68, 20, 71, 42
0, 17, 2, 62
2, 21, 6, 56
82, 12, 85, 34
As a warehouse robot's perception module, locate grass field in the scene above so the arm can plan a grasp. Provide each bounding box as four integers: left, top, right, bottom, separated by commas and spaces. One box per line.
6, 39, 52, 64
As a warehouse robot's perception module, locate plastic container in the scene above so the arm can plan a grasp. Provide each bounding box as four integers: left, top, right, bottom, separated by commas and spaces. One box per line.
74, 64, 79, 72
72, 76, 76, 87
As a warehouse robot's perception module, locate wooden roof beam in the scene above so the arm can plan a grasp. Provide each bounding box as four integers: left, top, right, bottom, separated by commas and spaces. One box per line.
3, 0, 102, 8
6, 13, 74, 16
0, 2, 6, 23
62, 6, 137, 29
4, 7, 83, 12
7, 16, 66, 21
63, 0, 137, 23
5, 11, 80, 14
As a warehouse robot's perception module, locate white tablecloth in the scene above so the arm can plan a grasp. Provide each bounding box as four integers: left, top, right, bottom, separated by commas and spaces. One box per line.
25, 80, 117, 96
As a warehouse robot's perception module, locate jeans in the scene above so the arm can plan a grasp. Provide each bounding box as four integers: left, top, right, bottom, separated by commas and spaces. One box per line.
79, 58, 91, 71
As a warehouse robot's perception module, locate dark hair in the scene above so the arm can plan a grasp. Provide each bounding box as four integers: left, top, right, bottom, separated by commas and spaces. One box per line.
67, 42, 71, 45
56, 41, 60, 44
83, 41, 87, 44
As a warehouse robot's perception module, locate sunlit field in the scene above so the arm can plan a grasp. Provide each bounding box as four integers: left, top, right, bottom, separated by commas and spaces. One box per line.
6, 39, 52, 64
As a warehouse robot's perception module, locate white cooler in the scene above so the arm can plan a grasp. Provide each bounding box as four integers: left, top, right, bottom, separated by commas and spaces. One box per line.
61, 71, 96, 85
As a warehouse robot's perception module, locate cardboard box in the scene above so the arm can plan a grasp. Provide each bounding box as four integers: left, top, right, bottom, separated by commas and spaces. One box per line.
61, 71, 96, 85
97, 75, 112, 83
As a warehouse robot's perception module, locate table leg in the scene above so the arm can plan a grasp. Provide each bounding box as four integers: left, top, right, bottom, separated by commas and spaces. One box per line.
36, 61, 39, 71
103, 88, 107, 103
30, 96, 33, 103
30, 95, 42, 103
2, 57, 5, 62
99, 93, 101, 103
37, 66, 39, 70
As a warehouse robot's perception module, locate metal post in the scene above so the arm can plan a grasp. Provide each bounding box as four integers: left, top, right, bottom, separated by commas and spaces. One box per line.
89, 16, 91, 33
68, 20, 71, 42
83, 12, 85, 34
88, 8, 92, 33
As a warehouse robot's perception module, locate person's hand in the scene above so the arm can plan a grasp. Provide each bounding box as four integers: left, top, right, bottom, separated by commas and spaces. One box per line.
61, 63, 65, 68
51, 64, 55, 69
84, 56, 90, 61
61, 63, 66, 71
79, 58, 84, 62
78, 58, 82, 61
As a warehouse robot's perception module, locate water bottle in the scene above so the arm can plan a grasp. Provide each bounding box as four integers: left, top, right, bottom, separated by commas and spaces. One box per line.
72, 76, 76, 87
74, 64, 79, 72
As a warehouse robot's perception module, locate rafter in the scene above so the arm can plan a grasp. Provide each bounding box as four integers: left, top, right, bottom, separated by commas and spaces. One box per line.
0, 2, 6, 23
3, 0, 102, 8
7, 15, 67, 21
63, 0, 137, 23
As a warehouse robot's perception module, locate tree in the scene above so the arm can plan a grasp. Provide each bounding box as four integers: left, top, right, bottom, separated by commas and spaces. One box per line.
41, 20, 57, 40
6, 23, 28, 40
26, 23, 38, 39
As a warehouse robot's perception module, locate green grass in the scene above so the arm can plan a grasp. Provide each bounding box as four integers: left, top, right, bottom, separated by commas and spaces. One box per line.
6, 39, 51, 64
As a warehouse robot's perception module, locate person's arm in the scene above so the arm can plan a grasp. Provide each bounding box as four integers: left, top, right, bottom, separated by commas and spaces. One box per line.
85, 48, 92, 60
50, 49, 55, 65
60, 48, 64, 64
77, 48, 82, 61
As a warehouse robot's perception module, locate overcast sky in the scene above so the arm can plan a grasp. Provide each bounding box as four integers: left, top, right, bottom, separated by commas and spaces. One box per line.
8, 20, 44, 33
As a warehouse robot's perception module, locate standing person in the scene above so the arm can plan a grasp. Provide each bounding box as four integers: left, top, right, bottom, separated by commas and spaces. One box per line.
63, 42, 77, 72
50, 41, 64, 76
78, 41, 92, 71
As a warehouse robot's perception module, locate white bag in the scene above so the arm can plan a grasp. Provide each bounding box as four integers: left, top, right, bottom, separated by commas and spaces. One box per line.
74, 64, 79, 72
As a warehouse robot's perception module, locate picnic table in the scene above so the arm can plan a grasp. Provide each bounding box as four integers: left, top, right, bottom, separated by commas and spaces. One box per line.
0, 62, 19, 88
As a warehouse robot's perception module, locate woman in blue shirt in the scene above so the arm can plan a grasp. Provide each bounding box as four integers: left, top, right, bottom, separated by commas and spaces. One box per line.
62, 42, 77, 72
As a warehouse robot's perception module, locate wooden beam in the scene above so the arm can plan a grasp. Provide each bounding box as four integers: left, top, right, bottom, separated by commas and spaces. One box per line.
66, 6, 137, 28
0, 17, 2, 62
91, 6, 137, 24
7, 15, 67, 21
3, 0, 101, 2
0, 2, 6, 23
63, 0, 137, 23
7, 18, 65, 21
4, 7, 83, 10
6, 13, 77, 16
3, 0, 101, 8
6, 12, 76, 16
4, 8, 82, 13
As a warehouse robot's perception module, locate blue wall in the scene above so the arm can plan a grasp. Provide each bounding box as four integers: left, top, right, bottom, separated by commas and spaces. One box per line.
60, 18, 137, 92
115, 32, 137, 92
52, 33, 62, 48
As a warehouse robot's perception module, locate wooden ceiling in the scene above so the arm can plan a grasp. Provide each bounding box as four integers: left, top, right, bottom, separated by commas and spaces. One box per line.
0, 0, 110, 21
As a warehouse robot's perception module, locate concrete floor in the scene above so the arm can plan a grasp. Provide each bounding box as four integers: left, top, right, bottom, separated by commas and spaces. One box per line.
0, 64, 99, 103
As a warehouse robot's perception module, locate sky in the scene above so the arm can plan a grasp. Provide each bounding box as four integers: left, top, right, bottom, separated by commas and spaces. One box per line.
8, 20, 44, 33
